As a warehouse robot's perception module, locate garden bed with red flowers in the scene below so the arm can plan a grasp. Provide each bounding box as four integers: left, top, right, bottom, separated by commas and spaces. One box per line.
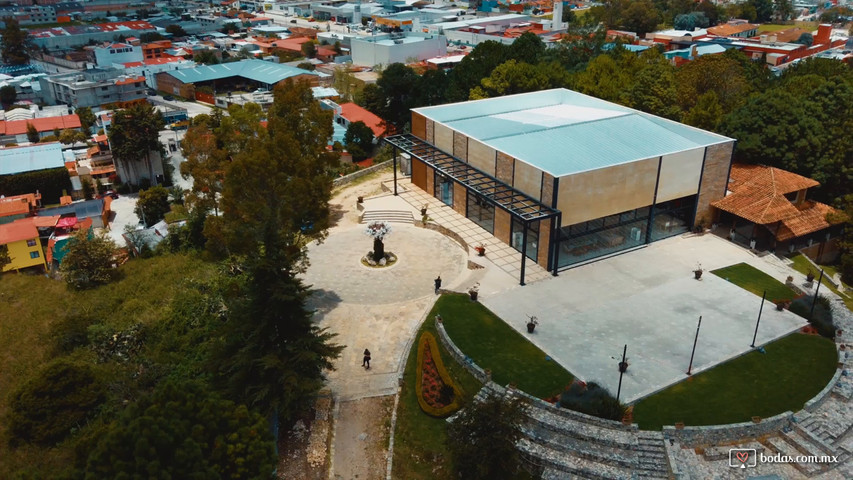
415, 332, 462, 417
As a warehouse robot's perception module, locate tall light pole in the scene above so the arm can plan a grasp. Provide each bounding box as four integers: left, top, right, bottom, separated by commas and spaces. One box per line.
616, 344, 628, 403
810, 269, 825, 320
686, 316, 702, 376
750, 291, 766, 348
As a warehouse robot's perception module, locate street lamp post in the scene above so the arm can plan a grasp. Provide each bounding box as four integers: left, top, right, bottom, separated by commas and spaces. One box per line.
686, 316, 702, 376
810, 269, 825, 320
616, 344, 627, 403
750, 291, 766, 348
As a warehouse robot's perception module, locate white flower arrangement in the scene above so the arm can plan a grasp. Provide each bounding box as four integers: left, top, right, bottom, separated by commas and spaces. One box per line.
365, 221, 392, 240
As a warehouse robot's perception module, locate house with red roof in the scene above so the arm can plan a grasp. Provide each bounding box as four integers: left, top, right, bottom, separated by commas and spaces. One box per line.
336, 102, 387, 138
0, 114, 82, 145
0, 217, 47, 272
90, 42, 143, 67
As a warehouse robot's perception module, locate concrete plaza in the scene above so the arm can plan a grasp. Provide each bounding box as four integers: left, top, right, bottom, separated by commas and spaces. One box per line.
482, 233, 807, 403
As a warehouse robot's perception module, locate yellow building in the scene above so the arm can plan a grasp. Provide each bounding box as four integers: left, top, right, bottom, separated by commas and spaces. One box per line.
0, 217, 47, 273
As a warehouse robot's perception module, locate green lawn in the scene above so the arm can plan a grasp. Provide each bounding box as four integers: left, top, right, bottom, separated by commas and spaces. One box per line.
758, 23, 816, 33
789, 253, 853, 312
392, 296, 538, 480
439, 293, 574, 399
392, 300, 483, 480
632, 333, 838, 430
711, 263, 797, 303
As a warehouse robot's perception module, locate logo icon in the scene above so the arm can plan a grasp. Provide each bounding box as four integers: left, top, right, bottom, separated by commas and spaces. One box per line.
729, 448, 756, 468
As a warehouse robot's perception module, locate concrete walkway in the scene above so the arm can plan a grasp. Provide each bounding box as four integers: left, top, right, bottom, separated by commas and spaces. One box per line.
482, 233, 807, 403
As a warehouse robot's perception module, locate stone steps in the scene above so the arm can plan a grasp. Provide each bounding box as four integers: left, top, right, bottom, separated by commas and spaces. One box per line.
793, 423, 838, 455
521, 423, 636, 469
524, 404, 637, 450
517, 437, 635, 480
763, 436, 823, 476
635, 433, 670, 479
361, 210, 414, 224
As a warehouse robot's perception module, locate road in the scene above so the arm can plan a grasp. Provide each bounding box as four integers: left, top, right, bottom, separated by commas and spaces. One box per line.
148, 95, 214, 118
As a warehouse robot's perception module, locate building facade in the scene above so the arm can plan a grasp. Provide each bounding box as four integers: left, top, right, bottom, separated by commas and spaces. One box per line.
386, 89, 735, 278
0, 217, 48, 272
39, 68, 147, 109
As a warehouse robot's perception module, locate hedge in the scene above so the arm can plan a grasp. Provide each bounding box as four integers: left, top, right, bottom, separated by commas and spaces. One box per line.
0, 168, 72, 205
416, 331, 463, 417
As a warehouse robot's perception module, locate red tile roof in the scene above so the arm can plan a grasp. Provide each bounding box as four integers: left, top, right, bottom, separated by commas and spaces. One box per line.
32, 215, 60, 228
115, 76, 145, 85
339, 102, 386, 137
0, 194, 36, 217
708, 23, 758, 36
712, 164, 841, 240
0, 114, 81, 135
0, 217, 39, 245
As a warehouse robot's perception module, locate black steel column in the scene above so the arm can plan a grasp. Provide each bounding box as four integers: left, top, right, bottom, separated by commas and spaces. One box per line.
750, 291, 766, 348
393, 146, 398, 196
686, 316, 702, 375
520, 220, 528, 286
646, 156, 664, 244
552, 212, 562, 276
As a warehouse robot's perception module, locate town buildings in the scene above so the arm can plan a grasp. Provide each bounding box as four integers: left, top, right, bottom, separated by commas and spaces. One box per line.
39, 69, 147, 109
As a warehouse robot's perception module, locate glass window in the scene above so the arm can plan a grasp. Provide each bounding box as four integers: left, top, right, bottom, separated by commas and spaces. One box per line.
434, 172, 453, 206
30, 251, 40, 259
511, 218, 539, 261
467, 192, 494, 234
650, 195, 696, 242
27, 239, 37, 247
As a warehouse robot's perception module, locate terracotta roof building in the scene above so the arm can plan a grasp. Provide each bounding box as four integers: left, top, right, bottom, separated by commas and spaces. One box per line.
711, 164, 843, 258
707, 21, 759, 38
338, 102, 387, 138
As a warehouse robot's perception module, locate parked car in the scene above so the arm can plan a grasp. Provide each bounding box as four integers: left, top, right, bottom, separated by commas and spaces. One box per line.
163, 95, 175, 101
290, 19, 297, 23
102, 190, 119, 199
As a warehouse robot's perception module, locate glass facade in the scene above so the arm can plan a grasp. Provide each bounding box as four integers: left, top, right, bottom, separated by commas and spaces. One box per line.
434, 172, 453, 206
649, 195, 696, 242
511, 218, 539, 261
467, 192, 495, 234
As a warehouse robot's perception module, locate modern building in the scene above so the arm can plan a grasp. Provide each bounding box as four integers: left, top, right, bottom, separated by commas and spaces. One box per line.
0, 5, 58, 25
385, 89, 735, 281
91, 42, 144, 67
351, 32, 447, 66
27, 21, 159, 49
707, 20, 759, 38
39, 69, 147, 109
0, 143, 71, 205
0, 217, 48, 272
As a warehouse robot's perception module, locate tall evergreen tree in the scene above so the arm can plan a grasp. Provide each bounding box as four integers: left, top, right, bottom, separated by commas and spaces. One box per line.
213, 80, 343, 422
108, 102, 165, 185
0, 18, 32, 65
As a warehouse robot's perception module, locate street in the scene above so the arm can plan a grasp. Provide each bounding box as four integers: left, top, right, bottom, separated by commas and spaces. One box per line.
148, 94, 214, 118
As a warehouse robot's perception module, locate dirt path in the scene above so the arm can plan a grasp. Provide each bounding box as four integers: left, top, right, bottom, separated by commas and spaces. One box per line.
332, 396, 394, 480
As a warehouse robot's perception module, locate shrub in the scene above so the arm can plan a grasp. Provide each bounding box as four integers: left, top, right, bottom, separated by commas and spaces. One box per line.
558, 381, 626, 421
7, 360, 106, 446
0, 167, 72, 204
789, 294, 835, 338
415, 332, 463, 417
60, 230, 118, 290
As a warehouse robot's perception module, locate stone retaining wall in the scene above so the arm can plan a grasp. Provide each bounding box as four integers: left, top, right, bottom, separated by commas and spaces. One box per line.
415, 221, 470, 255
434, 320, 490, 383
333, 161, 392, 187
805, 363, 844, 412
662, 411, 794, 447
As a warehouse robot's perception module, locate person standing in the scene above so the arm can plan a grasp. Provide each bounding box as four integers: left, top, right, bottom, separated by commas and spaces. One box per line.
362, 349, 371, 369
434, 275, 442, 294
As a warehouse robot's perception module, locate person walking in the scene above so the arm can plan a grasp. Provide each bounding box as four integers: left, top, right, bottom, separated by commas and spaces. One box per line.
362, 349, 371, 369
434, 275, 442, 294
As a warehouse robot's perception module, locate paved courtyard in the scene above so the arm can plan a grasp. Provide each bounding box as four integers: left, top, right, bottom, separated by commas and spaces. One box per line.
482, 233, 807, 403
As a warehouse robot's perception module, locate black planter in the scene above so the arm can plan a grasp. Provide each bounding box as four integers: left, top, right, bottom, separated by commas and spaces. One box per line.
357, 196, 364, 203
618, 361, 628, 373
527, 323, 536, 333
373, 238, 384, 262
476, 248, 485, 256
694, 270, 703, 280
469, 291, 478, 301
806, 273, 815, 282
420, 208, 427, 216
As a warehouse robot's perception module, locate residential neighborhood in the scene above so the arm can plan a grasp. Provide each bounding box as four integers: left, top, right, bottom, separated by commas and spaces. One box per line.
0, 0, 852, 478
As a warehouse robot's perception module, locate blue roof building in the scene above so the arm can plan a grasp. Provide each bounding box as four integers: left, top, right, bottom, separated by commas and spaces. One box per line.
0, 142, 65, 176
157, 59, 321, 93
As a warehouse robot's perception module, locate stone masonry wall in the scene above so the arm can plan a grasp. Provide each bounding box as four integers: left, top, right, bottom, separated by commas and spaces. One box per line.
453, 131, 468, 161
694, 142, 734, 226
495, 152, 514, 185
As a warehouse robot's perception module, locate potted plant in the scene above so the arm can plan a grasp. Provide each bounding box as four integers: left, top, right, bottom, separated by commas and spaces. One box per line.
474, 243, 486, 256
420, 204, 428, 216
468, 283, 479, 302
775, 300, 790, 311
526, 315, 538, 333
618, 358, 629, 373
693, 263, 704, 280
806, 270, 815, 283
357, 195, 364, 204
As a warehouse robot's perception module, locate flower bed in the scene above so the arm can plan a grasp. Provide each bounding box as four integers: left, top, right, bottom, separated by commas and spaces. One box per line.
416, 332, 462, 417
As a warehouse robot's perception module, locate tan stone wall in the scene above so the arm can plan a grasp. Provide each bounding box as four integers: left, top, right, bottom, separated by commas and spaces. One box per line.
557, 158, 658, 226
425, 119, 435, 143
434, 123, 454, 153
494, 207, 511, 244
453, 182, 467, 216
453, 131, 468, 161
425, 164, 435, 196
657, 148, 704, 203
468, 139, 496, 176
694, 141, 734, 226
495, 151, 514, 185
411, 112, 426, 140
537, 217, 551, 269
513, 160, 543, 201
541, 173, 555, 208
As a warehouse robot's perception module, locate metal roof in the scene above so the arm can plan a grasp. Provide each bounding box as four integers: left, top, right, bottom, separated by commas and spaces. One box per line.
0, 142, 65, 176
384, 133, 558, 222
413, 89, 733, 178
165, 59, 318, 85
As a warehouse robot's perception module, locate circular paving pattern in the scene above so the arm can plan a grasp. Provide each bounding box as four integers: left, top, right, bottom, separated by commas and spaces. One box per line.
302, 224, 468, 305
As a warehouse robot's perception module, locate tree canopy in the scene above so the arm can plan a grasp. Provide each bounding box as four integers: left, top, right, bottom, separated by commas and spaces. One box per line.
0, 18, 32, 65
0, 85, 17, 106
109, 103, 165, 185
60, 230, 117, 290
135, 185, 171, 227
344, 120, 374, 161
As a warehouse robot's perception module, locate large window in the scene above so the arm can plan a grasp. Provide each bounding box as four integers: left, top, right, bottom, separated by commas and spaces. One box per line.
556, 206, 650, 268
511, 218, 539, 261
650, 195, 696, 242
434, 172, 453, 206
467, 192, 494, 234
